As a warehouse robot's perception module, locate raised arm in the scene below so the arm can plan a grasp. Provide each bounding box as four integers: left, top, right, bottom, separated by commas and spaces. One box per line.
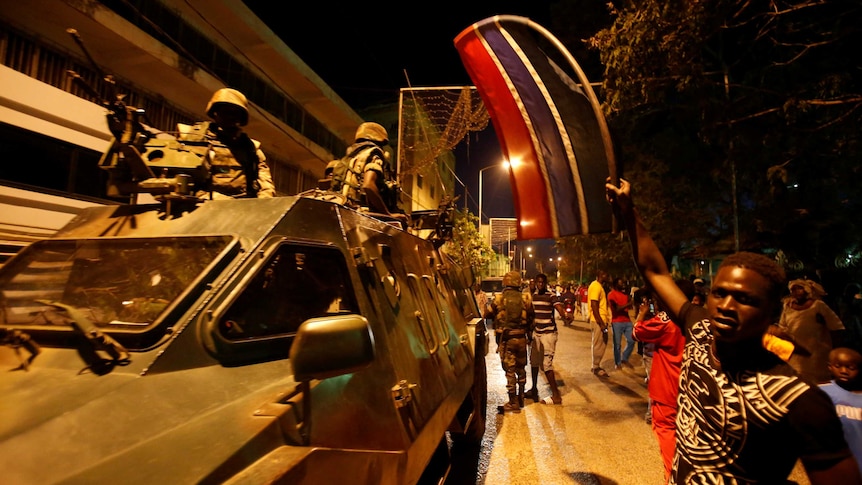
605, 178, 688, 319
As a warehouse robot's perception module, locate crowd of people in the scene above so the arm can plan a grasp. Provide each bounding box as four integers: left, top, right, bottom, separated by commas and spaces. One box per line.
478, 198, 862, 481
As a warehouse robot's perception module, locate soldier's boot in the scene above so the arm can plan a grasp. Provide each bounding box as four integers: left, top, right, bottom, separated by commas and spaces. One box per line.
528, 367, 540, 401
517, 383, 525, 408
502, 393, 521, 413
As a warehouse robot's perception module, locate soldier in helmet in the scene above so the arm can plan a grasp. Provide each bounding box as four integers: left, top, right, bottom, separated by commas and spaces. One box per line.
490, 271, 534, 413
331, 122, 404, 220
178, 88, 275, 199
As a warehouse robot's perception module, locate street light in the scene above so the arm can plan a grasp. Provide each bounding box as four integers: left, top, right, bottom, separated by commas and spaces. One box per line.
478, 161, 509, 227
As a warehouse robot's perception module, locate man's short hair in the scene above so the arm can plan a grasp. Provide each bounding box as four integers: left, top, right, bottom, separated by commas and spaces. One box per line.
719, 252, 786, 314
535, 273, 548, 283
829, 346, 862, 363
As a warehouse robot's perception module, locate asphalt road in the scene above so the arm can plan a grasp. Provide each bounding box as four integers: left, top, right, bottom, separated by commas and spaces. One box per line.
446, 314, 812, 485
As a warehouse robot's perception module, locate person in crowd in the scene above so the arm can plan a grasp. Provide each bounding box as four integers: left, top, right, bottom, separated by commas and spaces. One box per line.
690, 292, 706, 307
641, 341, 654, 418
606, 177, 860, 484
633, 280, 693, 479
820, 346, 862, 475
628, 280, 641, 325
526, 273, 564, 405
178, 88, 275, 199
608, 277, 635, 370
578, 282, 589, 320
560, 284, 577, 326
589, 269, 612, 377
330, 122, 405, 221
839, 283, 862, 353
779, 278, 845, 383
693, 277, 708, 296
490, 271, 533, 413
474, 283, 491, 328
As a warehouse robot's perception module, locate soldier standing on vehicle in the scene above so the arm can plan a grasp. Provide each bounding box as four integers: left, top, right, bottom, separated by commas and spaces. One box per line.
178, 88, 275, 199
328, 122, 406, 223
491, 271, 534, 413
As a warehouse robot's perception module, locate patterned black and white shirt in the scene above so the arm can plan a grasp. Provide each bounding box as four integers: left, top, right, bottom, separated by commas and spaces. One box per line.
671, 303, 851, 484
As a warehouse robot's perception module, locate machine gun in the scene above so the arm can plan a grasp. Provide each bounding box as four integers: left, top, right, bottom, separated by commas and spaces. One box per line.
409, 194, 458, 248
65, 28, 210, 205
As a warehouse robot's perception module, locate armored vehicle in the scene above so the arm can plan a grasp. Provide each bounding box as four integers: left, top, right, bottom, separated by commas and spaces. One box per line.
0, 194, 488, 484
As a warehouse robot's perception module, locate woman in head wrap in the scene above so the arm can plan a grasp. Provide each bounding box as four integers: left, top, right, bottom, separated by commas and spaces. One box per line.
778, 278, 846, 383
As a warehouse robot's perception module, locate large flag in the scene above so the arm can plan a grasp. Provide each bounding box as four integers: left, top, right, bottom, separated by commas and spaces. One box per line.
455, 15, 617, 239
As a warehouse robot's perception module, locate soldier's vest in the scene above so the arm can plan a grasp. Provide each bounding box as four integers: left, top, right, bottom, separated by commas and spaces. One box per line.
495, 288, 527, 331
330, 142, 399, 213
177, 122, 260, 198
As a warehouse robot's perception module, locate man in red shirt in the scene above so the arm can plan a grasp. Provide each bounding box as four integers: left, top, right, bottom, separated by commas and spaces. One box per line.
608, 277, 635, 369
577, 283, 589, 320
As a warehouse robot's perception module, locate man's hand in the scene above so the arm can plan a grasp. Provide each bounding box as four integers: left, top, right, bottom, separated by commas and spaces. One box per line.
605, 177, 633, 214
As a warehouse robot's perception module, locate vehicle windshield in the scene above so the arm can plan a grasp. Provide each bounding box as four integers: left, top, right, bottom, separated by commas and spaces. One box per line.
0, 236, 235, 330
480, 278, 504, 295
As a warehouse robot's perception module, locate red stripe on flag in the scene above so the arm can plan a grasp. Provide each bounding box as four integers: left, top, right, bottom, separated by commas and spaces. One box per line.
456, 16, 617, 238
455, 23, 553, 240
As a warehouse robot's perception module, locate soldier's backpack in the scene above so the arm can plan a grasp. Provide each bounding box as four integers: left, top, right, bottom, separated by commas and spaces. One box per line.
325, 155, 358, 195
496, 288, 526, 330
326, 144, 400, 213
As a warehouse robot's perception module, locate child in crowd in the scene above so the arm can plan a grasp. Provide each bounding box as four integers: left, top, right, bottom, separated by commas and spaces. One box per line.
820, 347, 862, 475
632, 282, 692, 480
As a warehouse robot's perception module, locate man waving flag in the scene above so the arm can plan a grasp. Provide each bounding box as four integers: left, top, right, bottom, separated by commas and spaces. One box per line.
455, 15, 616, 239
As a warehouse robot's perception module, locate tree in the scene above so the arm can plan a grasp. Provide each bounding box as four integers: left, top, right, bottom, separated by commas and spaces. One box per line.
442, 207, 496, 277
587, 0, 862, 282
555, 232, 638, 283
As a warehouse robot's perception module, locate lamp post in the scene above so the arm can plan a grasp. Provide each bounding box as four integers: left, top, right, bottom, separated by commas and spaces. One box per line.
477, 161, 509, 228
477, 166, 490, 228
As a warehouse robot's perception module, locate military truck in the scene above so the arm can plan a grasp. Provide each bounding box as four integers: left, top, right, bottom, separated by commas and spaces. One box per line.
0, 193, 488, 484
0, 29, 487, 481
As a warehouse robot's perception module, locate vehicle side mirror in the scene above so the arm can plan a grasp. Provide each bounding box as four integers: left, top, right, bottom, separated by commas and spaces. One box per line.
290, 315, 375, 381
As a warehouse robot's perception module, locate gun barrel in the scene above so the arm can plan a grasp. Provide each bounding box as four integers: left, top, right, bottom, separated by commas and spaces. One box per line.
66, 27, 105, 79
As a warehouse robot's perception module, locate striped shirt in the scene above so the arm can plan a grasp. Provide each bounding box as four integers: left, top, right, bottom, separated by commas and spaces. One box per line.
532, 290, 559, 334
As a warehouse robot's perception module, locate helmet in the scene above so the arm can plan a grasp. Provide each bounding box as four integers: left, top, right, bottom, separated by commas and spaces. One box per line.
354, 122, 388, 145
502, 271, 521, 288
206, 88, 249, 126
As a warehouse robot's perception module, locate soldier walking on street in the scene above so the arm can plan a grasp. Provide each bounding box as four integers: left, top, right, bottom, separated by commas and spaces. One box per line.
491, 271, 534, 413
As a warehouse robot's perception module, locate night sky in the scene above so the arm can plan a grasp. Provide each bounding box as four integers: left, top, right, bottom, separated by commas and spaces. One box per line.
242, 1, 554, 109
